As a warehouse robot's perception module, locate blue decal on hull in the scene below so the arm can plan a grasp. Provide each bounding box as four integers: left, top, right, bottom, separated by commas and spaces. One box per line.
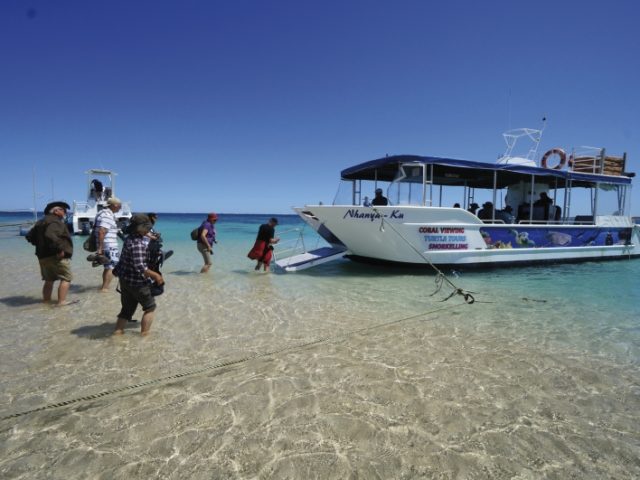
479, 227, 633, 249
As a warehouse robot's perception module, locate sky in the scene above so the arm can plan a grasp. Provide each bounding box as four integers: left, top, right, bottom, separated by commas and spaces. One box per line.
1, 0, 639, 214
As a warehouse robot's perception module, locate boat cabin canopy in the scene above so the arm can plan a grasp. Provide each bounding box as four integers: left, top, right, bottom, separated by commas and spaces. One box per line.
84, 169, 118, 203
340, 155, 633, 189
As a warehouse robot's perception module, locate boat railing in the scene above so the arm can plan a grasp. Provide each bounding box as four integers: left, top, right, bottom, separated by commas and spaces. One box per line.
517, 219, 565, 225
572, 215, 595, 225
120, 202, 132, 215
72, 200, 132, 215
72, 201, 93, 215
272, 228, 308, 262
570, 147, 626, 176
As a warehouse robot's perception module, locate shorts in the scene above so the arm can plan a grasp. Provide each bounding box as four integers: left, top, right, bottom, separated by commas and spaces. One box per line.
39, 256, 73, 282
197, 243, 212, 265
104, 246, 120, 270
117, 281, 156, 321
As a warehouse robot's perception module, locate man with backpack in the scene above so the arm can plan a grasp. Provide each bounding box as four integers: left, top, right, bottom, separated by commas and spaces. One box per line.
95, 197, 122, 292
26, 201, 74, 306
196, 212, 218, 273
113, 214, 164, 336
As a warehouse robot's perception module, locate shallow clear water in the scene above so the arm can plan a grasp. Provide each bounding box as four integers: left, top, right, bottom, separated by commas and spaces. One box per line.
1, 212, 639, 478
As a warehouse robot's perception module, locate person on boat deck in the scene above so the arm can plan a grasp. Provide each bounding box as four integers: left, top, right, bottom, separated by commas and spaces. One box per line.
197, 212, 218, 273
478, 201, 495, 220
96, 197, 122, 292
90, 179, 104, 201
534, 192, 554, 220
500, 205, 515, 223
371, 188, 388, 206
363, 196, 371, 207
467, 202, 479, 215
27, 201, 74, 306
247, 217, 280, 272
113, 214, 164, 336
453, 203, 461, 208
495, 205, 515, 224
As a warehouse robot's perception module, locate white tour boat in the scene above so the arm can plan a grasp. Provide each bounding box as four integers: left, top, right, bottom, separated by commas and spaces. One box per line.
278, 128, 639, 270
68, 169, 132, 235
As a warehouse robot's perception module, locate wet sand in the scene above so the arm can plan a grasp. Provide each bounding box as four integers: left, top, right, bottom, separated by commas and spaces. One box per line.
1, 241, 639, 479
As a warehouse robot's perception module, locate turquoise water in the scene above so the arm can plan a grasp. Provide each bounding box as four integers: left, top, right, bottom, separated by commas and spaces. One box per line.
147, 212, 640, 366
1, 211, 639, 478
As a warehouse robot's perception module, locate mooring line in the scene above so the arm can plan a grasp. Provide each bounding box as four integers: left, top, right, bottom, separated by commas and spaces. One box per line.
1, 303, 466, 422
373, 209, 476, 304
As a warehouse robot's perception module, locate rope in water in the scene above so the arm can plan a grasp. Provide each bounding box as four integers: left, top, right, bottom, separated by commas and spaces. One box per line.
0, 222, 32, 228
373, 209, 476, 304
0, 302, 465, 422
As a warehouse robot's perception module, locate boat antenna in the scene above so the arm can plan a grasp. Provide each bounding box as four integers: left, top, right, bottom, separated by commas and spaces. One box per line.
507, 88, 512, 131
531, 116, 547, 161
32, 167, 38, 221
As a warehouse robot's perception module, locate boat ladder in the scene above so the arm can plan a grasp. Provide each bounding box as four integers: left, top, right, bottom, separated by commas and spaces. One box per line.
273, 227, 348, 272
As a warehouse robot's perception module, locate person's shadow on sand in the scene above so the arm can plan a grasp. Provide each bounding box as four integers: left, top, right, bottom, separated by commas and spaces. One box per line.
168, 270, 197, 276
0, 295, 42, 307
0, 284, 97, 307
71, 321, 138, 339
69, 284, 98, 294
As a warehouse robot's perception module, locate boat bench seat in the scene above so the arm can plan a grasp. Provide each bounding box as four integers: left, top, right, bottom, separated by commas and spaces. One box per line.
574, 215, 594, 224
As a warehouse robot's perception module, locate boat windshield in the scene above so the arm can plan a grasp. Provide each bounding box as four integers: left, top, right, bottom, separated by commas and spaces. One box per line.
387, 163, 429, 206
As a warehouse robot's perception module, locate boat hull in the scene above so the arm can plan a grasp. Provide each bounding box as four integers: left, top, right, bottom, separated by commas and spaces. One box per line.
69, 207, 132, 235
294, 206, 640, 268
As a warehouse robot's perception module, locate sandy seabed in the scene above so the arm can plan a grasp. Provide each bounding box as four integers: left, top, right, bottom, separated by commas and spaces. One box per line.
1, 240, 639, 479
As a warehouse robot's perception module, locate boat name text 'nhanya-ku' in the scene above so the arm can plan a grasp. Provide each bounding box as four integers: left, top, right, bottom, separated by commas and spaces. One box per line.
342, 209, 405, 221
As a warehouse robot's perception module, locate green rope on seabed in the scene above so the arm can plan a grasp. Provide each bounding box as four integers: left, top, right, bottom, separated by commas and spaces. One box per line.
431, 273, 475, 304
0, 303, 466, 422
375, 211, 476, 304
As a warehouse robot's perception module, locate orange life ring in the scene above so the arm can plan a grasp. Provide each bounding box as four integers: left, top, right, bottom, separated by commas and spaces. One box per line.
541, 148, 567, 170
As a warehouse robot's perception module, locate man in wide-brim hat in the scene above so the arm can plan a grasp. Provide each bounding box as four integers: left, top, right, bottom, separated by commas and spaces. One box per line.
45, 201, 71, 212
26, 201, 74, 305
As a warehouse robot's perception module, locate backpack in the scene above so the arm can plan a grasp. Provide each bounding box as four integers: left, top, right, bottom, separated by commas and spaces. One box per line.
25, 221, 43, 246
83, 212, 101, 252
190, 227, 200, 241
83, 229, 97, 252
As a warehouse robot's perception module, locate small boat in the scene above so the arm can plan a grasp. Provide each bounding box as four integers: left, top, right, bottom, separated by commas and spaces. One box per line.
68, 169, 132, 235
283, 127, 640, 270
19, 222, 34, 236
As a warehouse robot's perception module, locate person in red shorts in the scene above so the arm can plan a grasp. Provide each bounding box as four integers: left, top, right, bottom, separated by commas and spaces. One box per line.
247, 217, 280, 272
